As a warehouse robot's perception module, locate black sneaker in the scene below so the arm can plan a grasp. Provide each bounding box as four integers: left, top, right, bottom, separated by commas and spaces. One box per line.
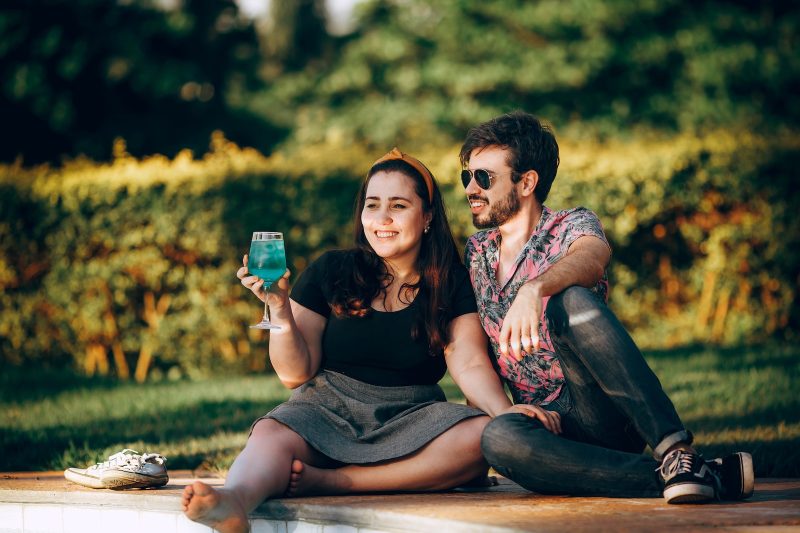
658, 449, 717, 504
707, 452, 754, 500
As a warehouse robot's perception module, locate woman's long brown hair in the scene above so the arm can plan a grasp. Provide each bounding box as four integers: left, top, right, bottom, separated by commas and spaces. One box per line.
325, 159, 461, 356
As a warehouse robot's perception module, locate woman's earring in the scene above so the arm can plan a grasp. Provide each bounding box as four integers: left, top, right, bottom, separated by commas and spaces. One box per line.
424, 225, 430, 234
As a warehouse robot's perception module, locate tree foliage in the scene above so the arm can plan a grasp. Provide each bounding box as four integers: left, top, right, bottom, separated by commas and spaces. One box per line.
0, 0, 282, 163
254, 0, 799, 149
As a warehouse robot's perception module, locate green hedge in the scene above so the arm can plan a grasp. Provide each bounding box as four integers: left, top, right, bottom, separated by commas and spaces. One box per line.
1, 132, 797, 379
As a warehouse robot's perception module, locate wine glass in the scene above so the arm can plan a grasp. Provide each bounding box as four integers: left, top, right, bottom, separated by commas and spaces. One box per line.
248, 232, 286, 330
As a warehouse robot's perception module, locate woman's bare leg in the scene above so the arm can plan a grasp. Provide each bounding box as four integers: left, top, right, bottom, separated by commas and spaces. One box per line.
287, 416, 490, 496
182, 419, 329, 533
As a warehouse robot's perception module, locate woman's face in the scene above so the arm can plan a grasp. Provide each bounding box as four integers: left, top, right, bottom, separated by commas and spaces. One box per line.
361, 170, 431, 266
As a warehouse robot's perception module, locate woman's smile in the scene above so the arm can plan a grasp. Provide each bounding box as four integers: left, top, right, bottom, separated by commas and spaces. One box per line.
361, 170, 430, 265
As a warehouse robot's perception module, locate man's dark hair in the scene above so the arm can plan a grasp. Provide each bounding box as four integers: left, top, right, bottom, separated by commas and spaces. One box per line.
459, 111, 560, 204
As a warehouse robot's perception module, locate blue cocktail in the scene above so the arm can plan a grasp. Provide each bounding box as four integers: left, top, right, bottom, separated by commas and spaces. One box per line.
248, 232, 286, 329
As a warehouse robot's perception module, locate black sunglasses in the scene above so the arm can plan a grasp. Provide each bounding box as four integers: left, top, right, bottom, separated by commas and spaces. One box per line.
460, 169, 515, 190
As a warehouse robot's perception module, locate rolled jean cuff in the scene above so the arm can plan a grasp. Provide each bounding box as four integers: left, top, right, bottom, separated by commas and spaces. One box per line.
653, 429, 693, 461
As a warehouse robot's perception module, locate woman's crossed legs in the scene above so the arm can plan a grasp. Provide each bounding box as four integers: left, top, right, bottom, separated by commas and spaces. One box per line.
182, 416, 490, 533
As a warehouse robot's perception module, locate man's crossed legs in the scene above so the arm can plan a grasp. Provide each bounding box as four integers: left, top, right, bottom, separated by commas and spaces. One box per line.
482, 287, 754, 503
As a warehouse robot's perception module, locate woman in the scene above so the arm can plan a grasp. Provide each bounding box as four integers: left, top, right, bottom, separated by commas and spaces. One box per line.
182, 148, 559, 533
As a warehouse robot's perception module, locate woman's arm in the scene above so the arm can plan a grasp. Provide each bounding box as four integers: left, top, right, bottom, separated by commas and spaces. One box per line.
444, 313, 514, 417
238, 255, 325, 389
267, 297, 325, 389
444, 312, 562, 433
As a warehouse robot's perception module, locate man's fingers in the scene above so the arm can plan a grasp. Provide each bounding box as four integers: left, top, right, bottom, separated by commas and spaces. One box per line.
509, 340, 520, 361
525, 407, 558, 434
506, 323, 522, 361
519, 321, 530, 355
551, 411, 562, 434
498, 322, 510, 356
528, 315, 539, 351
519, 406, 552, 432
551, 412, 561, 434
520, 331, 532, 352
512, 405, 562, 434
536, 409, 554, 432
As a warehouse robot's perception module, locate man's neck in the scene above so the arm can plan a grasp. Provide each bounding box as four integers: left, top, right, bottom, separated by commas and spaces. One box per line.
498, 202, 543, 257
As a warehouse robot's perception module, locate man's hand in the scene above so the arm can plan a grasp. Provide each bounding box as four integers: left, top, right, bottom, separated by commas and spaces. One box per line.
498, 281, 543, 364
501, 404, 562, 434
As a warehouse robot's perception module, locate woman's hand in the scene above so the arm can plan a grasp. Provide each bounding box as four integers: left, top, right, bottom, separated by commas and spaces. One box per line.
501, 403, 562, 434
237, 254, 291, 311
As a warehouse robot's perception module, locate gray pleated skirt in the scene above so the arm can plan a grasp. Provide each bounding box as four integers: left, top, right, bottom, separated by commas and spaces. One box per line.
254, 370, 485, 464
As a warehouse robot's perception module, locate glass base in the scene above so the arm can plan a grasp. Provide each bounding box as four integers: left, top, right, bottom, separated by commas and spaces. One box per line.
249, 320, 281, 330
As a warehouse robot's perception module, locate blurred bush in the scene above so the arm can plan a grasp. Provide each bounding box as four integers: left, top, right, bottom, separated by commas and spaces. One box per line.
0, 135, 366, 380
1, 131, 797, 379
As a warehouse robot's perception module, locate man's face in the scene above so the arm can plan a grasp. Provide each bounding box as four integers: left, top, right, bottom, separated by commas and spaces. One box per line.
464, 146, 521, 229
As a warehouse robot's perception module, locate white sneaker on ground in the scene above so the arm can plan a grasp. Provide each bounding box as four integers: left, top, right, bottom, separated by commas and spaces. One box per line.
64, 449, 168, 490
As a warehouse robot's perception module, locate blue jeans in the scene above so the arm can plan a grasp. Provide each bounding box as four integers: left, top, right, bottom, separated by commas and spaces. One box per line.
481, 286, 691, 497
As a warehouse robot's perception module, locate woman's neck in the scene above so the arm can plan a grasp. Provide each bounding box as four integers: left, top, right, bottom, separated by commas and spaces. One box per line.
382, 258, 419, 285
374, 257, 420, 311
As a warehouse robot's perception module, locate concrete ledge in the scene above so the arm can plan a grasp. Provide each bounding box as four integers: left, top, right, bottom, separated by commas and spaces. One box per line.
1, 472, 799, 533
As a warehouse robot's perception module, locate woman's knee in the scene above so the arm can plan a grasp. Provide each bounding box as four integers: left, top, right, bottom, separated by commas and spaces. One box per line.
448, 416, 490, 458
449, 416, 492, 479
250, 418, 301, 445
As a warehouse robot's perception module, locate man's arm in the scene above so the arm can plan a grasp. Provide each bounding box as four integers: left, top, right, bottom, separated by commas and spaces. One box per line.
498, 235, 610, 362
444, 313, 562, 433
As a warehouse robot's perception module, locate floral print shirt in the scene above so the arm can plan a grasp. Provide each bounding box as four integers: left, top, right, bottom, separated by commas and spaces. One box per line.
464, 206, 610, 406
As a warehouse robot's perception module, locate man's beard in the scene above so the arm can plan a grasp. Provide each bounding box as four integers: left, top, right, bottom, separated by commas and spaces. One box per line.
472, 187, 521, 229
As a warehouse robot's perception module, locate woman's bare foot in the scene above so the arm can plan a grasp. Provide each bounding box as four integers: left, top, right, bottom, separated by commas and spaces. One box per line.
182, 481, 250, 533
285, 459, 350, 497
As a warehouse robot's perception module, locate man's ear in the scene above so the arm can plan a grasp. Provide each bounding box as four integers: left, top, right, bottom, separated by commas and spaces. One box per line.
519, 170, 539, 198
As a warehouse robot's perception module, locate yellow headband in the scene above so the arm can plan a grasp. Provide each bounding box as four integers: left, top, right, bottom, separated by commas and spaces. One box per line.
370, 147, 434, 204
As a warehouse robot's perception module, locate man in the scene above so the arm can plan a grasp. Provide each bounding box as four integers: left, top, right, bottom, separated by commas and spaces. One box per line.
460, 111, 754, 503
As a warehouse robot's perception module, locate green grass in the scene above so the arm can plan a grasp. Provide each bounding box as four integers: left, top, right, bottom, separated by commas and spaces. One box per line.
2, 343, 798, 477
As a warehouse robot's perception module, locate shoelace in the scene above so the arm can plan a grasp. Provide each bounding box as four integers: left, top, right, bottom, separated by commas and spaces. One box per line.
657, 449, 695, 480
657, 449, 723, 500
87, 449, 166, 471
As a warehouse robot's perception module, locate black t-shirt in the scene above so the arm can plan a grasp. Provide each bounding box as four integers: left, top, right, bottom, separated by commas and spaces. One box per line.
290, 250, 478, 386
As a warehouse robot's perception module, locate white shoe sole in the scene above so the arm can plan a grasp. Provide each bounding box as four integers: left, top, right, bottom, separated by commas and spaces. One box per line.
729, 452, 755, 499
100, 470, 169, 490
663, 482, 716, 504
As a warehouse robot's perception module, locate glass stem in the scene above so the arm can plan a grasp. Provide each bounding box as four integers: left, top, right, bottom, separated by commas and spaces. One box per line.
262, 292, 269, 321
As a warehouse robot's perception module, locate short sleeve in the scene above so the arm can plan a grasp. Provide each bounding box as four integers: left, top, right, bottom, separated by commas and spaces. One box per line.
559, 207, 610, 256
448, 264, 478, 319
290, 253, 333, 318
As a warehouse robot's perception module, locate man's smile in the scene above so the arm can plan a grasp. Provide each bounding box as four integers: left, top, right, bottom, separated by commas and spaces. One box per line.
469, 195, 488, 212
